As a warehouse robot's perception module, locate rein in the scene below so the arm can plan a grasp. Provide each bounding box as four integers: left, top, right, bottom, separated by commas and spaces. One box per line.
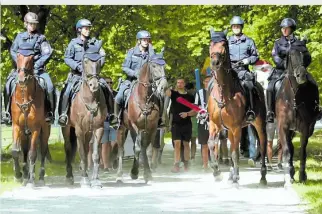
15, 67, 36, 136
136, 62, 166, 132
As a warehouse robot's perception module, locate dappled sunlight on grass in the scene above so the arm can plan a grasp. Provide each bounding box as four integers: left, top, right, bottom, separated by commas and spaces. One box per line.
293, 137, 322, 214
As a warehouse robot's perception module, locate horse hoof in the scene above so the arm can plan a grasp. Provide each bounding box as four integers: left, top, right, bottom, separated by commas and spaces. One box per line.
232, 182, 239, 189
144, 174, 152, 184
299, 172, 307, 183
130, 173, 139, 180
65, 177, 74, 185
91, 180, 102, 189
116, 177, 123, 184
214, 174, 223, 182
284, 182, 292, 189
14, 176, 23, 183
38, 180, 45, 187
26, 182, 35, 189
80, 177, 90, 188
22, 179, 28, 186
259, 179, 267, 186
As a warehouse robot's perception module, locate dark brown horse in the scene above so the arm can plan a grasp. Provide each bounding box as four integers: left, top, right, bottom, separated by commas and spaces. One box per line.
62, 53, 110, 188
208, 29, 268, 186
275, 48, 319, 187
116, 55, 167, 183
11, 53, 51, 187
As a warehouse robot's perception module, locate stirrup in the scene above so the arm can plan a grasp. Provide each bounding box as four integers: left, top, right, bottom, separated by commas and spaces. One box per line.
266, 111, 275, 123
1, 112, 12, 125
246, 110, 255, 122
45, 112, 54, 123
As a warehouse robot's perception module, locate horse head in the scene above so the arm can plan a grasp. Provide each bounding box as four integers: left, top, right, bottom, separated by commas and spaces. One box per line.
148, 53, 168, 97
16, 50, 35, 85
286, 48, 308, 85
82, 41, 103, 93
209, 28, 230, 75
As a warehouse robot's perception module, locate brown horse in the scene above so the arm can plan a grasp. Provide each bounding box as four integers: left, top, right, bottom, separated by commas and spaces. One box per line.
116, 54, 167, 183
208, 29, 268, 186
62, 53, 110, 188
275, 48, 320, 187
11, 53, 51, 187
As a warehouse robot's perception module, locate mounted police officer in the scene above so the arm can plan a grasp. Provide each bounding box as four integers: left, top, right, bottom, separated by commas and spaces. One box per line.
58, 19, 110, 126
110, 30, 157, 127
1, 12, 55, 125
266, 18, 321, 123
228, 16, 259, 122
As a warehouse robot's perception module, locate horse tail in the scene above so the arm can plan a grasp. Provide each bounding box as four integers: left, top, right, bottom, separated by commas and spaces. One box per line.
70, 127, 77, 163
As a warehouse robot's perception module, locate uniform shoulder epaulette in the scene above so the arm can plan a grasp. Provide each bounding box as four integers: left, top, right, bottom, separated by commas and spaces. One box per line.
126, 47, 134, 53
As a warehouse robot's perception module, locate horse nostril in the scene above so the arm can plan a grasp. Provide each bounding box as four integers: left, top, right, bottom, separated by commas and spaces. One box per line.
89, 83, 93, 87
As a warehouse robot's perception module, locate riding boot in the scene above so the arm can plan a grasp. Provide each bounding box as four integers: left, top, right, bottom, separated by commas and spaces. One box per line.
110, 101, 121, 129
58, 93, 70, 126
246, 88, 255, 122
45, 90, 56, 124
1, 87, 12, 125
266, 89, 275, 123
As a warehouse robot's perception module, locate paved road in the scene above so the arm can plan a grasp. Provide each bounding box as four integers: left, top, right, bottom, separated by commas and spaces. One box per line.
0, 144, 307, 214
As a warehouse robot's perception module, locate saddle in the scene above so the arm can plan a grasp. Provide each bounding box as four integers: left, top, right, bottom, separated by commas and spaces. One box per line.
124, 80, 137, 109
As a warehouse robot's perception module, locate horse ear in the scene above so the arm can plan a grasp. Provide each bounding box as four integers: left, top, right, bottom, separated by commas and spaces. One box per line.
223, 28, 228, 36
210, 27, 215, 38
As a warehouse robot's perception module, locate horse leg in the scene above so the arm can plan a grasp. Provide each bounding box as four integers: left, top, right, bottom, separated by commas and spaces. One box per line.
253, 117, 268, 186
229, 129, 241, 187
299, 129, 309, 183
91, 128, 104, 188
26, 129, 40, 188
150, 130, 160, 172
208, 121, 221, 181
288, 131, 295, 183
21, 137, 29, 186
38, 125, 50, 186
116, 127, 126, 183
12, 124, 22, 183
279, 125, 292, 188
62, 126, 74, 185
142, 131, 153, 183
76, 131, 90, 188
130, 128, 139, 180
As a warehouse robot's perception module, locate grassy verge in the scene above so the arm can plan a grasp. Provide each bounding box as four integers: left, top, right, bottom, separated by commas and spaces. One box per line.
293, 130, 322, 214
0, 141, 79, 194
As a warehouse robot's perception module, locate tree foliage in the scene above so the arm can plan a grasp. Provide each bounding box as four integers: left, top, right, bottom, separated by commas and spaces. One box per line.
1, 5, 322, 96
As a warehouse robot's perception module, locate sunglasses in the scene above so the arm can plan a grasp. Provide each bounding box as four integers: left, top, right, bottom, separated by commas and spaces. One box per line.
107, 81, 113, 84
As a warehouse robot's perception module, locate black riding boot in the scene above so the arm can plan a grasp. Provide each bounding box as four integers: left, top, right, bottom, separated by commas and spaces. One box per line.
45, 90, 56, 124
158, 97, 165, 128
266, 89, 275, 123
58, 92, 70, 126
110, 101, 121, 129
1, 87, 12, 125
246, 88, 255, 122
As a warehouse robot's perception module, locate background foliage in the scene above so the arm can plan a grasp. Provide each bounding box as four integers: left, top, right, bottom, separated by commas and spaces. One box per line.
1, 5, 322, 96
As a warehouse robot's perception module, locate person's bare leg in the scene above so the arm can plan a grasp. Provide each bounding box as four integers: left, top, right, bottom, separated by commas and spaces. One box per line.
190, 137, 196, 161
171, 140, 181, 173
183, 141, 191, 171
201, 144, 209, 169
102, 142, 112, 169
88, 144, 93, 170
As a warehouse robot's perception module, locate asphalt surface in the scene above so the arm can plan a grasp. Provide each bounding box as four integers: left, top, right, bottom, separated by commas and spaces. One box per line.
0, 143, 308, 214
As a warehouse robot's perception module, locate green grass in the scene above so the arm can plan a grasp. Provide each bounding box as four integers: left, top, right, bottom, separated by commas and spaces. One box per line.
0, 141, 78, 194
292, 131, 322, 214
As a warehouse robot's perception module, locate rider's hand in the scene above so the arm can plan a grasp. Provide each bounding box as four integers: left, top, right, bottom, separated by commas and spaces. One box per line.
77, 64, 83, 73
242, 58, 250, 65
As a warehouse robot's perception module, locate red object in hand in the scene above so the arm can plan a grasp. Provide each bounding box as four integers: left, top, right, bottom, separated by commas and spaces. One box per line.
176, 97, 206, 113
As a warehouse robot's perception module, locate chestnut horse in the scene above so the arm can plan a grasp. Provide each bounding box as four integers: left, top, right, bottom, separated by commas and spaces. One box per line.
11, 53, 51, 187
115, 54, 167, 183
275, 48, 320, 187
208, 29, 268, 186
62, 52, 111, 188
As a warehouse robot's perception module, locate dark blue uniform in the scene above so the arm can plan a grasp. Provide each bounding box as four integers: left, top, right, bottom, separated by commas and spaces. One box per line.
2, 31, 54, 124
266, 34, 318, 122
115, 45, 155, 104
58, 36, 110, 124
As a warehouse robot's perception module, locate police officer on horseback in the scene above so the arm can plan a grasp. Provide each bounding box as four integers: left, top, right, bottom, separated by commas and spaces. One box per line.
228, 16, 259, 122
110, 30, 157, 127
1, 12, 55, 125
58, 19, 109, 126
266, 18, 321, 123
